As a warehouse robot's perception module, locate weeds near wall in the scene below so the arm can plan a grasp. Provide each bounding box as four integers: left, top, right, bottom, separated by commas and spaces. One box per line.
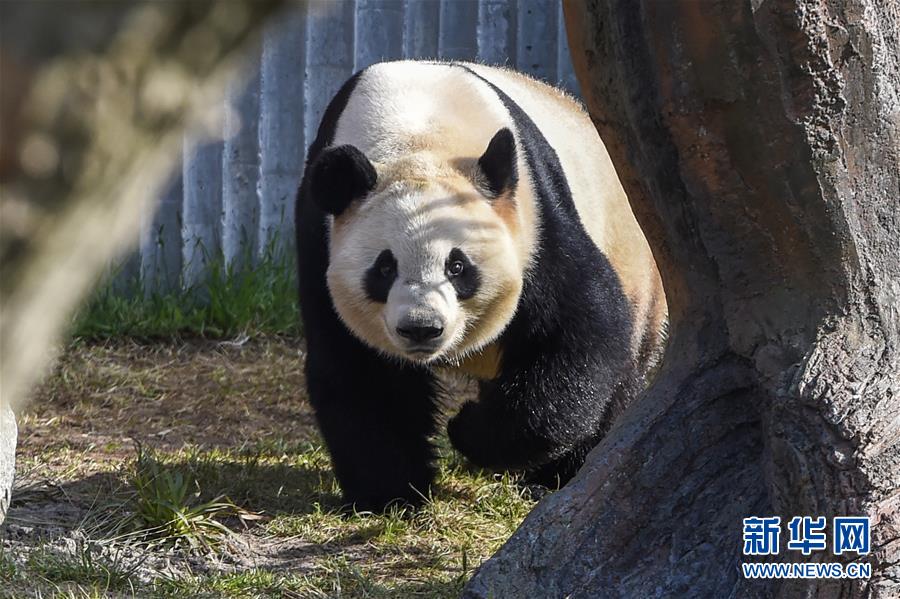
72, 243, 299, 339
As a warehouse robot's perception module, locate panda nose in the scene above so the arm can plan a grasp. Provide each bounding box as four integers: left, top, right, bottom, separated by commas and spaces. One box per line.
396, 322, 444, 343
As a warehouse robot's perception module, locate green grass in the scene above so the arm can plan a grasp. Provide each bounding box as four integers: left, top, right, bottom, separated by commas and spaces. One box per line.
123, 445, 242, 550
1, 539, 141, 598
0, 546, 18, 582
10, 424, 534, 599
150, 558, 468, 599
25, 543, 137, 592
117, 441, 340, 548
72, 245, 300, 339
7, 438, 534, 598
126, 439, 532, 598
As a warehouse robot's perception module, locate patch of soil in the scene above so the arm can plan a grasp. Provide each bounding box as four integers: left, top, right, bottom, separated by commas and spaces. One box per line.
20, 337, 314, 466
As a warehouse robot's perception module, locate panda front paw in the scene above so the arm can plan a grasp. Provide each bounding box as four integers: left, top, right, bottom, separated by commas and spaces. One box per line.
342, 483, 427, 514
343, 492, 420, 515
447, 402, 494, 468
338, 467, 432, 514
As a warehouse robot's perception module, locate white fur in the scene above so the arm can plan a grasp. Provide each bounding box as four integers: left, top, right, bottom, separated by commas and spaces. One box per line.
323, 61, 664, 366
327, 175, 522, 364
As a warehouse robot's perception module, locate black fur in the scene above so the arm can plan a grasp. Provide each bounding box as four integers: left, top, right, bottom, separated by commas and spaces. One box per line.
446, 248, 480, 300
308, 144, 377, 216
477, 127, 518, 197
296, 65, 637, 510
364, 249, 397, 304
296, 69, 442, 511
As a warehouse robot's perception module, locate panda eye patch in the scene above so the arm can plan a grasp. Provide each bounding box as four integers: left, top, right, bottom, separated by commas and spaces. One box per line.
374, 250, 396, 277
446, 248, 480, 300
364, 250, 397, 303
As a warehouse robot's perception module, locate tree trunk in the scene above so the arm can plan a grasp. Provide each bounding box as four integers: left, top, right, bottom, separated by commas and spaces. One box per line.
465, 1, 900, 597
0, 0, 286, 524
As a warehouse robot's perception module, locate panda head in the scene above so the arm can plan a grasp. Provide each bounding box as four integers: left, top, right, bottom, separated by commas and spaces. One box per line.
311, 128, 524, 364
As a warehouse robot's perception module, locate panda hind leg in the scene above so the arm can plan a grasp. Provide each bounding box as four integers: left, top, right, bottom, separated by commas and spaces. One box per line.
522, 432, 602, 489
523, 376, 638, 489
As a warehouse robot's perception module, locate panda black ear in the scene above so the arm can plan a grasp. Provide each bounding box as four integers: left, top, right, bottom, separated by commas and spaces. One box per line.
308, 145, 377, 215
477, 128, 518, 198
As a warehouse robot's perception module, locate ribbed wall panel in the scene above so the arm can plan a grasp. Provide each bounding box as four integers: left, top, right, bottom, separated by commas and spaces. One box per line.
259, 8, 308, 257
223, 57, 262, 270
181, 136, 223, 289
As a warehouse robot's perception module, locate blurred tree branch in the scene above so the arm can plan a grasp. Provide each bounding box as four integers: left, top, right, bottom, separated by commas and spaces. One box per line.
0, 0, 288, 521
0, 0, 287, 411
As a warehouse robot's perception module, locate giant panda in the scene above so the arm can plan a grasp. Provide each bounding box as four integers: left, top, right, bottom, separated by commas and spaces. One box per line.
295, 61, 667, 511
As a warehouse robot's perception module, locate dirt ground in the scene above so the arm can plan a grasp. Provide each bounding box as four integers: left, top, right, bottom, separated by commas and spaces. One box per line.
21, 337, 315, 453
1, 337, 532, 598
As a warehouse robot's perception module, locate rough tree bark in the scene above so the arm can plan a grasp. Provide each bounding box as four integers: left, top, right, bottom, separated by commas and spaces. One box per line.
465, 1, 899, 597
0, 0, 286, 523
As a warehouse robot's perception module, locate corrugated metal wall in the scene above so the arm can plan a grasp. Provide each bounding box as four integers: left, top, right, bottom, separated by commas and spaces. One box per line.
126, 0, 579, 293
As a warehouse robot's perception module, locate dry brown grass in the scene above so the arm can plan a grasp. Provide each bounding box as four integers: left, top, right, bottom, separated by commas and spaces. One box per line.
20, 337, 313, 463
